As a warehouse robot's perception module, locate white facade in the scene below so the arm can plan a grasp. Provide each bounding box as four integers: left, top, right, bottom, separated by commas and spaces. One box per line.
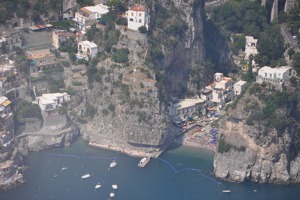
256, 66, 292, 84
74, 4, 109, 31
0, 29, 23, 53
127, 6, 150, 31
169, 98, 205, 119
234, 80, 247, 96
37, 93, 70, 111
77, 41, 98, 60
245, 36, 258, 60
206, 73, 234, 107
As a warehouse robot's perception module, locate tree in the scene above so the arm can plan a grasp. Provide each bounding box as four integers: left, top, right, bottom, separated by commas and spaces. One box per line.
138, 26, 147, 33
292, 52, 300, 72
76, 0, 94, 7
257, 26, 285, 65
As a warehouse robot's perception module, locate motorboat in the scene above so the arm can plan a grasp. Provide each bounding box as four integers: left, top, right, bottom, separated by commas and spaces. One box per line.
81, 173, 91, 179
95, 183, 101, 189
110, 192, 115, 198
112, 184, 118, 190
61, 167, 68, 171
110, 161, 117, 168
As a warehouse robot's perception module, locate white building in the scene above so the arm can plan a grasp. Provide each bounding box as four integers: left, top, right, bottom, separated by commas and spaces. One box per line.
256, 66, 292, 86
234, 80, 247, 96
245, 36, 258, 60
74, 4, 109, 31
169, 98, 205, 120
77, 41, 98, 60
0, 29, 23, 54
37, 93, 70, 111
206, 73, 234, 107
200, 88, 213, 108
127, 5, 150, 31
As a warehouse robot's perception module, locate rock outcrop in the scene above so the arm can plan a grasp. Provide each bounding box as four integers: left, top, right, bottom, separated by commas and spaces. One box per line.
68, 0, 208, 156
214, 83, 300, 184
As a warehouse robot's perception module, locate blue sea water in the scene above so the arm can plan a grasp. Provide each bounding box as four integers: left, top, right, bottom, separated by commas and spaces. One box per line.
0, 139, 300, 200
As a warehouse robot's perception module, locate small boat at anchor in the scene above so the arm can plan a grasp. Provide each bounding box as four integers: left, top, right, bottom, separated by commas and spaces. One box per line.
112, 184, 118, 190
95, 183, 101, 189
222, 190, 231, 193
110, 192, 115, 198
110, 161, 117, 168
81, 174, 91, 179
61, 167, 68, 171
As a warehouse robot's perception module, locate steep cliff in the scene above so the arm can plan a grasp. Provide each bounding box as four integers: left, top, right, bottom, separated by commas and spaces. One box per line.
69, 0, 209, 155
148, 0, 207, 98
214, 81, 300, 184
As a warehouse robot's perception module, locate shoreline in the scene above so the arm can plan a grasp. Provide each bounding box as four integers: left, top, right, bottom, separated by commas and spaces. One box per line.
88, 142, 163, 158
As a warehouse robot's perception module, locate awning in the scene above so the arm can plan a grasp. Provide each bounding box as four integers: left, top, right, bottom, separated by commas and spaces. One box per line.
2, 99, 11, 107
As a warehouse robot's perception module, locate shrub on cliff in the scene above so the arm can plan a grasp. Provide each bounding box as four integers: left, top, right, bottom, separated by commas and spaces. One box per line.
112, 48, 129, 63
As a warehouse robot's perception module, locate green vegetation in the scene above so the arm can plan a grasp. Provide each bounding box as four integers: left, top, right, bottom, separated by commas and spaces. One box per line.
49, 79, 65, 92
112, 48, 129, 63
85, 103, 97, 118
292, 52, 300, 73
218, 134, 246, 154
138, 26, 147, 33
52, 20, 76, 30
15, 99, 42, 120
210, 0, 285, 66
246, 84, 291, 133
76, 0, 94, 7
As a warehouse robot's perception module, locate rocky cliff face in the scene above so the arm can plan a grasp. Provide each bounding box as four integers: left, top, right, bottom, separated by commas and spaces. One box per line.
149, 0, 207, 97
214, 82, 300, 184
68, 0, 208, 155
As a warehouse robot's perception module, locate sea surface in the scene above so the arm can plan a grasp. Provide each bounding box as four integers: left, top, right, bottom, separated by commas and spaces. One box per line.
0, 139, 300, 200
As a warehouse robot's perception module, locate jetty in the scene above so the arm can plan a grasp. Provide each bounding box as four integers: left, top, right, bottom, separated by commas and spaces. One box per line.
138, 157, 151, 168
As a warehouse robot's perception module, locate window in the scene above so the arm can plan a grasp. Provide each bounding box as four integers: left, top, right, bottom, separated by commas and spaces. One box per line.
269, 73, 272, 78
139, 19, 142, 23
139, 13, 142, 16
129, 18, 133, 22
131, 12, 134, 16
265, 73, 267, 77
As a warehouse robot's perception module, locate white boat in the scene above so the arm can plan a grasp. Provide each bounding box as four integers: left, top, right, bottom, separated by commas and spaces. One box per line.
112, 184, 118, 190
222, 190, 231, 193
110, 192, 115, 198
138, 157, 150, 167
109, 161, 117, 168
61, 167, 68, 171
81, 173, 91, 179
95, 183, 101, 189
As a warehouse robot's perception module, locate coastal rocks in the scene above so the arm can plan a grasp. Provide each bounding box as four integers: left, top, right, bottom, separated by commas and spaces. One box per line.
16, 125, 80, 152
214, 87, 300, 184
0, 160, 24, 191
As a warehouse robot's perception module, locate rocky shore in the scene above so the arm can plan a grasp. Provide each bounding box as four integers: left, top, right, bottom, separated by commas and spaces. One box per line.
0, 113, 79, 191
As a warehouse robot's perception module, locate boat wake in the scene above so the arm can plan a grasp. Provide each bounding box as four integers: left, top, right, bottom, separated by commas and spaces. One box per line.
158, 157, 221, 185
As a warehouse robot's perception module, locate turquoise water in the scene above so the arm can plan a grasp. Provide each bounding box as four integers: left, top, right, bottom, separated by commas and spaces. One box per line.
0, 139, 300, 200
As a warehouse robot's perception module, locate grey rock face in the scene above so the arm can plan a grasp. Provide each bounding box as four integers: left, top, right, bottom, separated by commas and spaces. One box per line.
214, 89, 300, 184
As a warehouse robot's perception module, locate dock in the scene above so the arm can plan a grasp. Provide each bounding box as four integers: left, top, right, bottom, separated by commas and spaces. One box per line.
138, 157, 151, 167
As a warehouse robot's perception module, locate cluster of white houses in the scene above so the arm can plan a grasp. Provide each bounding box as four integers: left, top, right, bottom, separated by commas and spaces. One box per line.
73, 4, 150, 32
169, 65, 294, 123
169, 73, 246, 121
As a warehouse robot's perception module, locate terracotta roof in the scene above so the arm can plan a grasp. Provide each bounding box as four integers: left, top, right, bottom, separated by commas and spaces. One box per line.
129, 6, 146, 12
80, 7, 93, 15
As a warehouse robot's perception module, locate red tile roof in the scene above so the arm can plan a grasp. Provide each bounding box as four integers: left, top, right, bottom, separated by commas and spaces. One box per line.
129, 6, 146, 12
